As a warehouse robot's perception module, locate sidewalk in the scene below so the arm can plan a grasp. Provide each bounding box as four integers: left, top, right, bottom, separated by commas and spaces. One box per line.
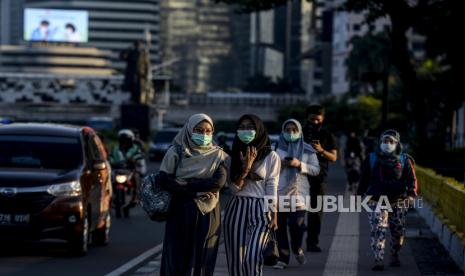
130, 162, 462, 276
214, 162, 421, 276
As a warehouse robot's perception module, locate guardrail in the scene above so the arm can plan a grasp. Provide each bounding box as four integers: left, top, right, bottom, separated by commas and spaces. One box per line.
416, 166, 465, 240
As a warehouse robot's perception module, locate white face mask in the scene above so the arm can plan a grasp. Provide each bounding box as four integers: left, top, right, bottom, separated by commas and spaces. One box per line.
380, 143, 396, 153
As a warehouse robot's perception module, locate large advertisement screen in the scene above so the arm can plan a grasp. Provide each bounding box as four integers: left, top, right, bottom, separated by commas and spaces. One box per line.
24, 8, 89, 43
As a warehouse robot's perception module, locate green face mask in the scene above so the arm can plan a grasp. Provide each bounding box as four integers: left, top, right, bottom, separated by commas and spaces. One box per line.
283, 132, 300, 143
237, 130, 256, 144
191, 133, 213, 146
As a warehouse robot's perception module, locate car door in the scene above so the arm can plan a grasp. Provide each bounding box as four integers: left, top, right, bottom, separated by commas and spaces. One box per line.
93, 135, 112, 228
85, 133, 106, 228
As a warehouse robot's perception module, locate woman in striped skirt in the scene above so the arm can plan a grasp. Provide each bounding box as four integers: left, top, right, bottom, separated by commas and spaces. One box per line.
224, 114, 281, 276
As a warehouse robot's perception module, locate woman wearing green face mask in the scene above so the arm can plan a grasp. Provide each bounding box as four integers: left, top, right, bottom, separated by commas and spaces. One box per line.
224, 114, 281, 276
156, 113, 229, 276
273, 119, 320, 269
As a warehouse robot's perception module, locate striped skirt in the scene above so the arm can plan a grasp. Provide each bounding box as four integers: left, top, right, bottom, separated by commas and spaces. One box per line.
224, 196, 271, 276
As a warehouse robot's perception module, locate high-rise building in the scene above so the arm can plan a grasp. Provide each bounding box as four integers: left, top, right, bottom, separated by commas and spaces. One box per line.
161, 0, 236, 93
249, 9, 284, 82
23, 0, 161, 71
196, 0, 234, 93
0, 0, 25, 45
300, 0, 331, 98
249, 1, 315, 94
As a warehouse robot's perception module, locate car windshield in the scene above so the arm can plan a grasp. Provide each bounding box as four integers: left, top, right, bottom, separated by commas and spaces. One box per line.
0, 135, 83, 170
153, 131, 178, 143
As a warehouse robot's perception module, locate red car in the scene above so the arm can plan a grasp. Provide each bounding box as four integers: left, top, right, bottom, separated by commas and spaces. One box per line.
0, 123, 112, 255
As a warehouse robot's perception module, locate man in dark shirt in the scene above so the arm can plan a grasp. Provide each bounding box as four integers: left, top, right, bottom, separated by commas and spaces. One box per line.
302, 105, 338, 252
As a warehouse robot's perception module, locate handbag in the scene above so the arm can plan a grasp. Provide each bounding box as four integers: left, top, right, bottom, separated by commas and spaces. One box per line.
139, 145, 183, 221
263, 229, 280, 266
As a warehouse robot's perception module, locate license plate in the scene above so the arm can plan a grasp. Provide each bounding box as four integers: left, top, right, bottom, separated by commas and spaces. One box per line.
0, 213, 30, 225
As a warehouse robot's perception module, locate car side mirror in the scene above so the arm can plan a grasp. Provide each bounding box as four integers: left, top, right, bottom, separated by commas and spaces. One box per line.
93, 161, 107, 171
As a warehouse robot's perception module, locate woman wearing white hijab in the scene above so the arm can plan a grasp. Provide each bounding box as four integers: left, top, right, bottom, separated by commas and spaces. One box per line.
156, 113, 229, 276
273, 119, 320, 269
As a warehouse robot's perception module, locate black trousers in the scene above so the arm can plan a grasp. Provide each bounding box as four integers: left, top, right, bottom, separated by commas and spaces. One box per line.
307, 181, 326, 247
276, 210, 307, 264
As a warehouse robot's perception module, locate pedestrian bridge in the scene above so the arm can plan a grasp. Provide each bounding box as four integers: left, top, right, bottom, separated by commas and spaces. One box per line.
0, 73, 308, 126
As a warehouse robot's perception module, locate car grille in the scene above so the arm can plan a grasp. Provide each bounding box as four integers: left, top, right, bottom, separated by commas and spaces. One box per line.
0, 193, 55, 214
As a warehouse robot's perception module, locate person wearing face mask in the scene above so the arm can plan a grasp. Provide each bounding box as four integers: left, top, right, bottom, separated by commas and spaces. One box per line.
224, 114, 281, 276
64, 23, 81, 42
273, 119, 320, 269
156, 113, 229, 276
302, 105, 338, 252
357, 129, 417, 271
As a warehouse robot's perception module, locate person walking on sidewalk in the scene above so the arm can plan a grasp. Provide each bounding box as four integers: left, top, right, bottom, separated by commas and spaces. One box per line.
224, 114, 280, 276
302, 105, 338, 252
273, 119, 320, 269
344, 131, 364, 192
357, 129, 418, 271
156, 114, 229, 276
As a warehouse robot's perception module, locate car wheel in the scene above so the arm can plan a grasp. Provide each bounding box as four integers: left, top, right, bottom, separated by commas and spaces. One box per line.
92, 213, 110, 246
69, 211, 90, 256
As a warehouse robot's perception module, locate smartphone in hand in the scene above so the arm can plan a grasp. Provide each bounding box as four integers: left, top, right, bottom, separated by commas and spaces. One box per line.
284, 157, 293, 161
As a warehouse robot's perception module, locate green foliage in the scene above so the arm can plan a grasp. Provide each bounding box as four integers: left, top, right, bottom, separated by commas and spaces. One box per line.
325, 95, 382, 135
346, 31, 391, 91
277, 95, 383, 136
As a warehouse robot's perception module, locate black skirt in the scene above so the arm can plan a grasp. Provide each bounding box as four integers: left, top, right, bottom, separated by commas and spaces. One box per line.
160, 196, 221, 276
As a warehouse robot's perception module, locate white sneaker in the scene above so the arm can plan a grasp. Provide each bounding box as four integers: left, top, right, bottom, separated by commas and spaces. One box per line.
295, 249, 307, 265
273, 261, 287, 269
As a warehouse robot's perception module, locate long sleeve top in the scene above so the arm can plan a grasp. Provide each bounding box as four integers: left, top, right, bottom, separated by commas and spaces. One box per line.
275, 147, 320, 210
357, 153, 418, 201
230, 151, 281, 200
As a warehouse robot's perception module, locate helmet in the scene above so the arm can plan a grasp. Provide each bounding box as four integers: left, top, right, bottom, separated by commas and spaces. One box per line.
118, 129, 135, 141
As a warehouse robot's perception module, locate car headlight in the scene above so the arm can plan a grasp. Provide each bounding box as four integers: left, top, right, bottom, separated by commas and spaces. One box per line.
47, 181, 82, 197
115, 174, 128, 184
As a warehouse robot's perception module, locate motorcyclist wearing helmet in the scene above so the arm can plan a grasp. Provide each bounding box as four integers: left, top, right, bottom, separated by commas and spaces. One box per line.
110, 129, 146, 211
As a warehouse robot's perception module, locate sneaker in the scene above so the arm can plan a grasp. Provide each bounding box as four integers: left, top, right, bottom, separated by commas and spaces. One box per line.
307, 244, 322, 252
372, 260, 384, 271
390, 254, 401, 267
273, 261, 287, 270
295, 249, 307, 265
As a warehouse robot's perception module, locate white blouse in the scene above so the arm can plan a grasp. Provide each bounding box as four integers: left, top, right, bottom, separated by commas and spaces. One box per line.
230, 151, 281, 200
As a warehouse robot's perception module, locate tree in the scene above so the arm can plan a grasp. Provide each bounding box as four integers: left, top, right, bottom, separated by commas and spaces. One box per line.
342, 0, 465, 155
346, 31, 392, 127
218, 0, 465, 155
346, 32, 391, 92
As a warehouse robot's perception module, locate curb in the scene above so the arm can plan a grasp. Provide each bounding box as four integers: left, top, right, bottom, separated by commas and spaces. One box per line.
416, 200, 465, 274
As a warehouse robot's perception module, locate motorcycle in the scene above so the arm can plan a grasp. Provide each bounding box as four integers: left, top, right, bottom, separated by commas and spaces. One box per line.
111, 166, 136, 218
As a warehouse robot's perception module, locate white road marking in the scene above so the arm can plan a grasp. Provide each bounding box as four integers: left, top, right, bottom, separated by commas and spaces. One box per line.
105, 243, 163, 276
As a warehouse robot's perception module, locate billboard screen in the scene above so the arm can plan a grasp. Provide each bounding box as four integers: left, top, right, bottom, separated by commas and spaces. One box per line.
24, 8, 89, 43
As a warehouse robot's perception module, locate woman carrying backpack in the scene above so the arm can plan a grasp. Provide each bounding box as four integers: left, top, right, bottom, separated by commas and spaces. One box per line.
357, 129, 417, 271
